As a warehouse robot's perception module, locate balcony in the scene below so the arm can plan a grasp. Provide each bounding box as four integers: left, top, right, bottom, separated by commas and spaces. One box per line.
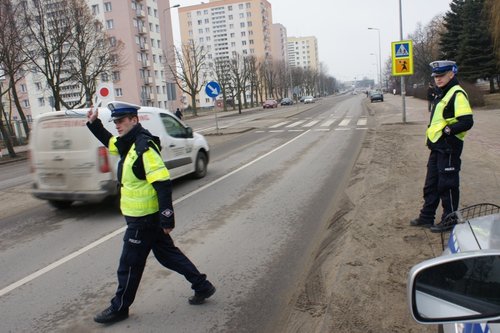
140, 43, 149, 51
144, 76, 154, 85
138, 26, 147, 35
141, 60, 151, 68
136, 10, 145, 18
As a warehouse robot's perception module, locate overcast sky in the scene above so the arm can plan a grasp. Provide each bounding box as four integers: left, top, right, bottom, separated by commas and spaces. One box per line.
170, 0, 453, 83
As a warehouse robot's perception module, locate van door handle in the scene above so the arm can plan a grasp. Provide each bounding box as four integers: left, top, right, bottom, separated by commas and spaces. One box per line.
169, 144, 176, 147
53, 156, 64, 161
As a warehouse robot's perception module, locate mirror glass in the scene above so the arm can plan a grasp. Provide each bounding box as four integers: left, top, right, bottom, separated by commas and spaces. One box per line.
414, 255, 500, 321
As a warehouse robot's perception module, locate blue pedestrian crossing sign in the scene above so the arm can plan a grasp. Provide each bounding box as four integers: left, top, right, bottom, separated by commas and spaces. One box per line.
205, 81, 221, 98
391, 40, 414, 76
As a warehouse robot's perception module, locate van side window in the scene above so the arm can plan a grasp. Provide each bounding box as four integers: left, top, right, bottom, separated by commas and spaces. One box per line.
160, 114, 186, 138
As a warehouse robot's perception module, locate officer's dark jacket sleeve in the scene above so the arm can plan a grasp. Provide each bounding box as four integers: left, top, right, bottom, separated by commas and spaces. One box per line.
152, 180, 175, 229
447, 115, 473, 136
86, 118, 113, 147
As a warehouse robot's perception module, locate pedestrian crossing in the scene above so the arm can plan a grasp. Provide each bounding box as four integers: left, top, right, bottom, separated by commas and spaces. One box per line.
256, 117, 368, 133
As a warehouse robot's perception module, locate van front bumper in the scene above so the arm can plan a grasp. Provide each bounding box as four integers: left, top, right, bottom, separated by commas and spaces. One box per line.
31, 181, 118, 203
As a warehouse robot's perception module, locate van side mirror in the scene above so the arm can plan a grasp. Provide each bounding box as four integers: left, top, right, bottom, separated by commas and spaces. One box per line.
408, 251, 500, 324
186, 126, 193, 138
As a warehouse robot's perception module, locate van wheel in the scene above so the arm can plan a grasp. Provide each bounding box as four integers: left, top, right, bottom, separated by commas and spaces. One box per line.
193, 151, 207, 178
48, 200, 73, 209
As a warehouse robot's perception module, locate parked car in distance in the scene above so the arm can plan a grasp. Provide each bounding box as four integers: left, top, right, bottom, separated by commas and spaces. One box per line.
280, 97, 294, 106
303, 96, 315, 104
263, 99, 278, 109
407, 203, 500, 333
370, 90, 384, 102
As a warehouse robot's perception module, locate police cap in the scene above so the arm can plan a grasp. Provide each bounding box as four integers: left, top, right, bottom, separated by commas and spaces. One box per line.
108, 101, 140, 121
430, 60, 458, 77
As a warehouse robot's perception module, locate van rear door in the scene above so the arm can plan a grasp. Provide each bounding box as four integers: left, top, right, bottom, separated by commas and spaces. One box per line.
31, 113, 115, 201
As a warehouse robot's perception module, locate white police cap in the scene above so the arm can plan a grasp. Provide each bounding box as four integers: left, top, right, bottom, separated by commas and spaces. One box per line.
108, 101, 140, 121
430, 60, 458, 76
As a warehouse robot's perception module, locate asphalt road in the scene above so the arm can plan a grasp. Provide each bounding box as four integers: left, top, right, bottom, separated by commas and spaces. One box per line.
0, 94, 369, 332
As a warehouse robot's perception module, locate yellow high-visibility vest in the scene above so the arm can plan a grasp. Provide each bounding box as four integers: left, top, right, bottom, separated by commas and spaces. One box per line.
109, 137, 170, 217
426, 85, 472, 143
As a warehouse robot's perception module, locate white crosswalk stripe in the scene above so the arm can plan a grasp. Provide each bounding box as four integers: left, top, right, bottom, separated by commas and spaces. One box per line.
263, 117, 368, 133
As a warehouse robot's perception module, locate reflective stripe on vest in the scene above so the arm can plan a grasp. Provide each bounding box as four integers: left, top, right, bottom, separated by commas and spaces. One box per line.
426, 85, 472, 143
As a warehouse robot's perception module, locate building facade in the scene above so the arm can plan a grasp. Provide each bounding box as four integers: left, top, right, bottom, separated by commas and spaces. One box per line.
287, 36, 319, 71
13, 0, 180, 119
271, 23, 288, 64
178, 0, 274, 108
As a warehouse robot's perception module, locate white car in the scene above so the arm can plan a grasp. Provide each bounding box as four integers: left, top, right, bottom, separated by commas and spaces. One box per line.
303, 96, 315, 104
30, 106, 210, 209
408, 203, 500, 332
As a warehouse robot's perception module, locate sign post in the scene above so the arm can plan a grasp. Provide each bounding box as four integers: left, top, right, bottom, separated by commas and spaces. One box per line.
391, 40, 413, 123
205, 81, 221, 135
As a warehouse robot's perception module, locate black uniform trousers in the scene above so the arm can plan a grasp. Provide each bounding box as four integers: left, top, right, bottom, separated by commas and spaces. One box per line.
111, 216, 212, 312
419, 144, 462, 224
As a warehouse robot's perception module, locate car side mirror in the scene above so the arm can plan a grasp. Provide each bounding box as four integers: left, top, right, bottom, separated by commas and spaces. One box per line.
186, 126, 193, 138
408, 251, 500, 324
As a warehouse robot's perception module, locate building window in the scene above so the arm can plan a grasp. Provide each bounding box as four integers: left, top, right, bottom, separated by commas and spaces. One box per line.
112, 71, 121, 81
20, 84, 27, 92
239, 13, 244, 18
38, 97, 45, 106
106, 19, 114, 29
247, 21, 252, 27
242, 40, 247, 45
35, 82, 42, 90
23, 100, 30, 108
246, 2, 251, 8
91, 4, 99, 15
228, 5, 232, 10
228, 14, 233, 20
241, 31, 246, 37
104, 2, 112, 12
197, 19, 202, 25
238, 4, 244, 9
240, 22, 245, 28
115, 88, 123, 96
101, 73, 109, 82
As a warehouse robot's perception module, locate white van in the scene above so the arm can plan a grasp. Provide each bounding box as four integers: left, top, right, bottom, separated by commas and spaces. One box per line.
29, 106, 210, 209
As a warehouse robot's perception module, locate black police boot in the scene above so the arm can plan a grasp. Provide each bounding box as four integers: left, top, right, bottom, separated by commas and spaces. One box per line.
430, 224, 454, 233
94, 306, 129, 324
189, 285, 216, 305
409, 218, 433, 227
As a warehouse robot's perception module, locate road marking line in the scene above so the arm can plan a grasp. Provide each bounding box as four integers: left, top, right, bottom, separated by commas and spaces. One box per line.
286, 120, 306, 128
269, 121, 289, 128
338, 118, 351, 126
269, 130, 285, 133
303, 120, 320, 127
357, 118, 367, 126
321, 119, 336, 127
335, 128, 351, 131
0, 130, 311, 298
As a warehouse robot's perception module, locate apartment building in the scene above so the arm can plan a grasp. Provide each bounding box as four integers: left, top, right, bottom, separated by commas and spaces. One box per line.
15, 0, 180, 119
271, 23, 288, 63
287, 36, 319, 72
178, 0, 274, 108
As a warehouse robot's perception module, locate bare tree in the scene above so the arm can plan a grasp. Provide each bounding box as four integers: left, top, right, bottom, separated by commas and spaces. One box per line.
211, 58, 231, 111
65, 0, 125, 108
228, 53, 250, 114
246, 56, 261, 107
20, 0, 77, 111
167, 40, 208, 116
0, 0, 31, 143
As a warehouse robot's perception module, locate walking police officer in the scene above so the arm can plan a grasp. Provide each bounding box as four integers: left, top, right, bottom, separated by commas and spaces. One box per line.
87, 102, 215, 324
410, 61, 474, 232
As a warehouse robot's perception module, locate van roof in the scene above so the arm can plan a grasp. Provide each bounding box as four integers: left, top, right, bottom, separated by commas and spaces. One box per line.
34, 106, 175, 123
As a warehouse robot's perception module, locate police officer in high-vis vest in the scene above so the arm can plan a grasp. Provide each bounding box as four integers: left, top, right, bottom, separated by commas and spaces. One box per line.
410, 61, 473, 233
87, 102, 215, 324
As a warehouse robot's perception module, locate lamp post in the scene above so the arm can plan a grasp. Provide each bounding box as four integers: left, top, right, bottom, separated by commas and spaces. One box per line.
367, 27, 382, 90
369, 53, 378, 89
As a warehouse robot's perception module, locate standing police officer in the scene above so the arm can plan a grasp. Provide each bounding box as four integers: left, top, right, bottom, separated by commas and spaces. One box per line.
410, 60, 474, 233
87, 102, 215, 324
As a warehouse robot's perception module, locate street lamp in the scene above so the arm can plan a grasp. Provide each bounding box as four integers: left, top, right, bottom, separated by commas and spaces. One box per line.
367, 27, 382, 90
369, 53, 378, 89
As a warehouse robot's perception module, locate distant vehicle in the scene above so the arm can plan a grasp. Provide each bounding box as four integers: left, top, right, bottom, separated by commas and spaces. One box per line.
408, 203, 500, 333
303, 96, 315, 104
370, 91, 384, 102
263, 99, 278, 109
299, 96, 306, 103
280, 97, 294, 106
29, 106, 210, 209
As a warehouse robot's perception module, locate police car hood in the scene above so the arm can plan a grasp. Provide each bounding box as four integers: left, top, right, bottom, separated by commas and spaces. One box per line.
452, 213, 500, 252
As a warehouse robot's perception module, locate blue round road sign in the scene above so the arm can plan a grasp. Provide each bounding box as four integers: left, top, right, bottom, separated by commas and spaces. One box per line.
205, 81, 221, 98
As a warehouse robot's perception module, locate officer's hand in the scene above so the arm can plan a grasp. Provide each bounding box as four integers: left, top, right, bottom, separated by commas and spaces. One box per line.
87, 106, 99, 123
163, 228, 173, 235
